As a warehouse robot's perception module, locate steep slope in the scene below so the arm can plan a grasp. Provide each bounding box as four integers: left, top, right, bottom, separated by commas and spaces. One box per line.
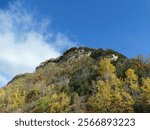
0, 47, 149, 113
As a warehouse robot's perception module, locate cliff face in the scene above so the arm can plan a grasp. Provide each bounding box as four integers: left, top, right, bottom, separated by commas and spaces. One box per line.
0, 47, 149, 113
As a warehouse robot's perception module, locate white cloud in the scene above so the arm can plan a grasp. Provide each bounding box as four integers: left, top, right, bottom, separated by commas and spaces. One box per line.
0, 1, 77, 86
0, 74, 8, 86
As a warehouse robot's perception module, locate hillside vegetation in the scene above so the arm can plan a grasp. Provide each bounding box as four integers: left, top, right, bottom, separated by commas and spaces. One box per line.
0, 47, 150, 113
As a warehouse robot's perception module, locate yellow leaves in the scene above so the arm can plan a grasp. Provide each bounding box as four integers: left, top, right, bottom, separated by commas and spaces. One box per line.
121, 91, 135, 111
0, 88, 5, 111
88, 80, 112, 112
0, 55, 150, 112
99, 58, 115, 80
7, 89, 25, 111
141, 78, 150, 111
0, 88, 5, 100
142, 78, 150, 92
35, 92, 70, 113
125, 69, 138, 82
125, 69, 139, 91
88, 79, 135, 113
130, 84, 139, 91
111, 90, 134, 112
88, 59, 135, 113
48, 92, 70, 112
97, 80, 111, 93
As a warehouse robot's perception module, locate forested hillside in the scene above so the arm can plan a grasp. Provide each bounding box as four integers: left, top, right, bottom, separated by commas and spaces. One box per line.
0, 47, 150, 113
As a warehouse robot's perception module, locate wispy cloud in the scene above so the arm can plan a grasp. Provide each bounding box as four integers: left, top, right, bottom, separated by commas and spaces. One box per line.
0, 1, 77, 86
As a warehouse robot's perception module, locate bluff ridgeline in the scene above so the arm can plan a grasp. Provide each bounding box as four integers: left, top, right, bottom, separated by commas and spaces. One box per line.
0, 47, 150, 113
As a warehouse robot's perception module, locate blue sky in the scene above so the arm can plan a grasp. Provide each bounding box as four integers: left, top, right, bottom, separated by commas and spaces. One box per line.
0, 0, 150, 86
25, 0, 150, 56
